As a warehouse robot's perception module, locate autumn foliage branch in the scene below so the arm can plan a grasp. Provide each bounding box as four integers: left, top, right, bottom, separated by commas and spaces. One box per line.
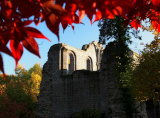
0, 0, 160, 76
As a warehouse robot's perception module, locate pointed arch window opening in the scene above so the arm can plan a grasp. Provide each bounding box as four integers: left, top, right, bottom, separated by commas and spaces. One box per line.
87, 57, 93, 71
68, 52, 75, 74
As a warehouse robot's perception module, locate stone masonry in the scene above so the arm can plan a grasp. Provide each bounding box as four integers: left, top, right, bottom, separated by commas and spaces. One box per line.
60, 41, 104, 74
36, 41, 148, 118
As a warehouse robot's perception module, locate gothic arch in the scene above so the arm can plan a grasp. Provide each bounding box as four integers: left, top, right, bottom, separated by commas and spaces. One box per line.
86, 57, 93, 71
68, 51, 76, 74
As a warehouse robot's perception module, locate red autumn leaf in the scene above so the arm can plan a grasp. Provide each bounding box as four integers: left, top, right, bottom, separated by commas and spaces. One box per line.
152, 0, 160, 6
85, 9, 96, 24
55, 0, 64, 6
42, 1, 66, 16
15, 20, 33, 27
65, 3, 77, 15
22, 36, 40, 58
0, 41, 12, 57
94, 10, 102, 22
22, 20, 33, 26
49, 4, 66, 14
130, 19, 141, 30
16, 0, 41, 18
41, 0, 55, 4
0, 32, 10, 45
78, 0, 97, 24
10, 40, 23, 66
46, 13, 60, 40
113, 6, 123, 16
60, 21, 68, 33
25, 27, 51, 41
72, 14, 84, 24
1, 0, 12, 19
34, 11, 43, 26
5, 9, 12, 19
157, 24, 160, 32
152, 20, 160, 32
105, 9, 115, 19
79, 10, 85, 23
60, 14, 74, 32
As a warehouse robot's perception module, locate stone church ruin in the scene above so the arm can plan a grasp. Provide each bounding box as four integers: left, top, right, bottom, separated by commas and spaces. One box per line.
59, 41, 104, 75
36, 41, 148, 118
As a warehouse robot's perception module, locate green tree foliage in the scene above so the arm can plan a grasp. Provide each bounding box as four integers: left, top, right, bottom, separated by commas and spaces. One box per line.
132, 38, 160, 102
5, 79, 36, 112
15, 63, 29, 79
98, 16, 131, 44
28, 63, 42, 77
98, 16, 132, 73
27, 63, 42, 97
15, 63, 42, 98
144, 36, 160, 53
98, 16, 137, 118
142, 22, 160, 38
30, 72, 42, 96
0, 91, 35, 118
0, 63, 42, 117
0, 75, 36, 118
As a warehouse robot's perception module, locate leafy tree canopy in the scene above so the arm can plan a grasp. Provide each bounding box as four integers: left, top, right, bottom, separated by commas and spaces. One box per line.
132, 37, 160, 102
98, 16, 137, 118
0, 62, 42, 117
98, 16, 133, 73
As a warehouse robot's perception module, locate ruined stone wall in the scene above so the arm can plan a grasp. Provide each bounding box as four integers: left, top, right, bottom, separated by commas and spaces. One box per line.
51, 70, 107, 118
60, 41, 103, 74
36, 41, 148, 118
100, 42, 127, 118
36, 42, 103, 118
63, 44, 96, 71
36, 44, 62, 118
36, 42, 126, 118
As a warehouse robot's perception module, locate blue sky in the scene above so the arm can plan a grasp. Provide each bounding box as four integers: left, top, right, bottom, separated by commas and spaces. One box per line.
2, 16, 155, 75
